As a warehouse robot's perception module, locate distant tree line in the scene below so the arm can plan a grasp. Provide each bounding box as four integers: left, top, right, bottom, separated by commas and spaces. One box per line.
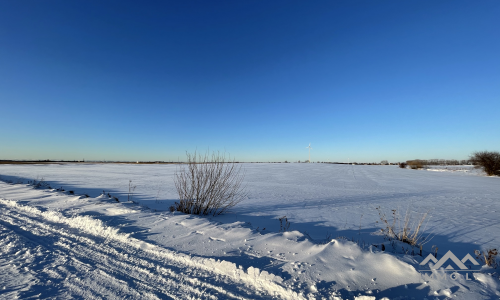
406, 159, 470, 166
403, 151, 500, 176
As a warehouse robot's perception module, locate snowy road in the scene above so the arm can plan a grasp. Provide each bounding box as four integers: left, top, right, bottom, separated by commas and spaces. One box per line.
0, 199, 299, 300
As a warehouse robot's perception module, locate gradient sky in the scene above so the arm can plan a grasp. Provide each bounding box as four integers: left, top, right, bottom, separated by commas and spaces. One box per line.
1, 1, 499, 162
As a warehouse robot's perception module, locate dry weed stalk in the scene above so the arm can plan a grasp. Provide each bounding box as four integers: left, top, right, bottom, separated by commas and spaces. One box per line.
279, 216, 291, 232
173, 151, 247, 216
128, 180, 136, 202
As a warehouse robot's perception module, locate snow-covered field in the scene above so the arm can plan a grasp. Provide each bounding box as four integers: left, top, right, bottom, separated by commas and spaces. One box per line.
1, 163, 499, 299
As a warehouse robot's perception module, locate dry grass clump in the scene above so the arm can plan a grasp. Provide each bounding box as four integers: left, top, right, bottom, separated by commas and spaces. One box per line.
30, 177, 51, 189
376, 205, 431, 246
172, 151, 247, 216
475, 249, 498, 268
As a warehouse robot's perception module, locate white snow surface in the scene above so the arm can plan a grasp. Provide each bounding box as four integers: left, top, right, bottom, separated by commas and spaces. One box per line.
1, 163, 499, 299
426, 165, 485, 175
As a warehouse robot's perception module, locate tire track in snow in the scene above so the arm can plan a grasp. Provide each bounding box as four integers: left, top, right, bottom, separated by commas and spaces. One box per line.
0, 213, 189, 299
0, 199, 304, 300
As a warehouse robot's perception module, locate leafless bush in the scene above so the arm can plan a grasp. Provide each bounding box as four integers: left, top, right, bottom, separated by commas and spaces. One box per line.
470, 151, 500, 176
475, 248, 498, 268
173, 151, 247, 216
399, 162, 407, 169
376, 205, 432, 246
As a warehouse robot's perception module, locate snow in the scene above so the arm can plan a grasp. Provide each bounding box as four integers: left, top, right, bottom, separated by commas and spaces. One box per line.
426, 165, 484, 175
1, 163, 499, 299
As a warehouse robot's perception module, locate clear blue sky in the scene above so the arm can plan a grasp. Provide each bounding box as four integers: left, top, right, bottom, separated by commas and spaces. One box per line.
1, 1, 499, 162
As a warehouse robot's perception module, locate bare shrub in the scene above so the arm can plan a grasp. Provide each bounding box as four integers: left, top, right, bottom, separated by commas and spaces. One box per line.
470, 151, 500, 176
376, 205, 432, 246
399, 162, 407, 169
475, 249, 498, 268
173, 151, 247, 216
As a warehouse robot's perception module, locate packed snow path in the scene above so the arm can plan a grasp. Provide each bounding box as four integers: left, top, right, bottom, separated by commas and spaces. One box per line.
0, 199, 300, 300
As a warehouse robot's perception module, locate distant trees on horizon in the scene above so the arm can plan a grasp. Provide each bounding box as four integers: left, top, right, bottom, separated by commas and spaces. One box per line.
406, 159, 470, 166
